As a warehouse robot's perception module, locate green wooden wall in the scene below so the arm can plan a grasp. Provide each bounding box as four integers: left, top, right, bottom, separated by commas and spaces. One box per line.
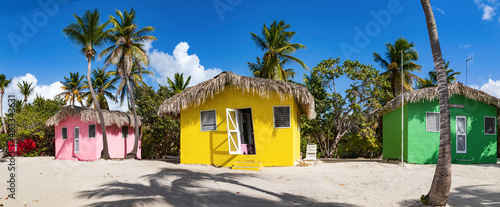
383, 94, 497, 164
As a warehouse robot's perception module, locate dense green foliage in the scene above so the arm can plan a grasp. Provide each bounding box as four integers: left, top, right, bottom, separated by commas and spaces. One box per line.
133, 85, 180, 159
8, 96, 65, 156
300, 58, 390, 158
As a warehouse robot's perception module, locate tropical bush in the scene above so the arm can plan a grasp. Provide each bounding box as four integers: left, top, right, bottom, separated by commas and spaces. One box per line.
133, 85, 180, 159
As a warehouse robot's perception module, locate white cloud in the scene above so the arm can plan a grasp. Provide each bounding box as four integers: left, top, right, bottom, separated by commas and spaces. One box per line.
470, 84, 480, 89
477, 79, 500, 98
459, 43, 475, 50
1, 73, 64, 114
482, 5, 495, 20
107, 99, 128, 112
433, 6, 445, 15
475, 0, 498, 21
145, 41, 223, 87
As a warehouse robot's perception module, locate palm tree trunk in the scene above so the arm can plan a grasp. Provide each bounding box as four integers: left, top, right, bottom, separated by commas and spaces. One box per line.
87, 59, 111, 160
0, 93, 6, 133
421, 0, 452, 205
125, 74, 140, 159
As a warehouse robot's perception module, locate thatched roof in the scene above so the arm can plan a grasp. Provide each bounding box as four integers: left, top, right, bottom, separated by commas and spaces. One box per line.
158, 71, 316, 119
46, 106, 144, 127
375, 82, 500, 115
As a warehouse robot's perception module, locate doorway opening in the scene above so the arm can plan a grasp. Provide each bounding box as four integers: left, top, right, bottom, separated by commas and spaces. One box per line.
226, 108, 256, 155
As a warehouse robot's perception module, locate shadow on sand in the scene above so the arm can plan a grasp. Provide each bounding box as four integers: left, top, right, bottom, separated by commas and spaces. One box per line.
397, 184, 500, 207
78, 168, 356, 207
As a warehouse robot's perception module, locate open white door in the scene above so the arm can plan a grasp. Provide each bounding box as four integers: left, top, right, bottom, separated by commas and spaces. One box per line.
226, 108, 241, 154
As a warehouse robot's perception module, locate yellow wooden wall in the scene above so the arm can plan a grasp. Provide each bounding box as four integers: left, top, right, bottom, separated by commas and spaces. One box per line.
179, 86, 301, 167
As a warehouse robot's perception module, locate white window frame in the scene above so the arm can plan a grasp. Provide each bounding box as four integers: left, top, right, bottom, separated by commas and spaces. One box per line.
484, 116, 496, 135
426, 112, 440, 132
88, 124, 96, 138
456, 116, 467, 154
62, 127, 68, 140
74, 127, 79, 154
200, 109, 217, 132
273, 105, 291, 129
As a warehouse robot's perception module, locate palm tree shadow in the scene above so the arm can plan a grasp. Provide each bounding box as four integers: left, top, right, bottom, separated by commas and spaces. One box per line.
78, 168, 356, 207
448, 184, 500, 206
397, 184, 500, 207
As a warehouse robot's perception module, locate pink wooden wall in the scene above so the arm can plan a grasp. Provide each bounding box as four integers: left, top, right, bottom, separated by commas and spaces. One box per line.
54, 115, 141, 161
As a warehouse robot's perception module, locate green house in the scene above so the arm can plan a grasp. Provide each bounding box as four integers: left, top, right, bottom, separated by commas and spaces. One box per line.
379, 82, 498, 164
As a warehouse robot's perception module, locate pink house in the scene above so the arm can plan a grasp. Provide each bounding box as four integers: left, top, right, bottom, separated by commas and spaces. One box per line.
46, 106, 143, 161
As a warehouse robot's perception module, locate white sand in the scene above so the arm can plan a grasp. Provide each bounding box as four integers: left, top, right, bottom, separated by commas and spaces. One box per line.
0, 157, 499, 207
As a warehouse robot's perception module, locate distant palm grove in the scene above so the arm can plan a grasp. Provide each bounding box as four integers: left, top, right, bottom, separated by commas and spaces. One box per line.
0, 9, 467, 160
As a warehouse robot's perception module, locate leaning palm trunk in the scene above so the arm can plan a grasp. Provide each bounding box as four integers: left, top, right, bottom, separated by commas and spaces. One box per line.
124, 74, 140, 159
421, 0, 452, 205
1, 94, 6, 133
87, 59, 111, 160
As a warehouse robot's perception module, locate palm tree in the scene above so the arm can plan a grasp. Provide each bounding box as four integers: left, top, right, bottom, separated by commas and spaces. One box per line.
167, 73, 191, 94
58, 72, 87, 106
249, 20, 307, 81
83, 68, 118, 110
248, 56, 296, 82
416, 78, 435, 89
0, 74, 12, 133
373, 37, 422, 97
17, 81, 34, 104
63, 9, 112, 159
421, 0, 452, 205
107, 62, 154, 105
100, 8, 156, 159
428, 60, 460, 85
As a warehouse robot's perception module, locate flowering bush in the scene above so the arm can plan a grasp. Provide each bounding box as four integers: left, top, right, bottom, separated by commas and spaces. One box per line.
7, 139, 37, 156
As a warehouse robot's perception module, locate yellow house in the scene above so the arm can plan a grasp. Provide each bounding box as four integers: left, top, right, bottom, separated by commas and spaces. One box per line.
158, 71, 316, 169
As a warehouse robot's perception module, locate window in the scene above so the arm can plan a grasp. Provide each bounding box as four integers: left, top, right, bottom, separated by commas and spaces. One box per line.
274, 106, 290, 128
62, 127, 67, 139
456, 116, 467, 153
122, 126, 128, 138
426, 112, 439, 132
485, 117, 496, 135
201, 110, 217, 131
74, 127, 79, 153
89, 124, 96, 138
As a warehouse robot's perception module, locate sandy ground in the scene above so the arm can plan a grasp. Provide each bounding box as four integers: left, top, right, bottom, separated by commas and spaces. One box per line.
0, 157, 498, 207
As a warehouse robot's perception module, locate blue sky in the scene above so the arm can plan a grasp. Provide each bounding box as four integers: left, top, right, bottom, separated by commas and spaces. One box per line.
1, 0, 500, 111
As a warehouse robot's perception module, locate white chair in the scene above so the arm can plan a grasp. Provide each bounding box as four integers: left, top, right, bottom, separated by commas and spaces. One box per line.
303, 144, 317, 166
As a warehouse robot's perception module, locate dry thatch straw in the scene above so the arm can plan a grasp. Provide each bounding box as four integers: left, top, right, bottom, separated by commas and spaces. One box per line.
374, 82, 500, 115
158, 71, 316, 119
46, 105, 144, 128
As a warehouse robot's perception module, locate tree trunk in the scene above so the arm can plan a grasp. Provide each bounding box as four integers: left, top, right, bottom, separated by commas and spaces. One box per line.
1, 93, 6, 133
421, 0, 452, 205
125, 74, 140, 159
87, 59, 110, 160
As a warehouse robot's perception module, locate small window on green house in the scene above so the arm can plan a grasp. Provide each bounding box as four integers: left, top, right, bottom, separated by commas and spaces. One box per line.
485, 117, 496, 135
426, 112, 439, 132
